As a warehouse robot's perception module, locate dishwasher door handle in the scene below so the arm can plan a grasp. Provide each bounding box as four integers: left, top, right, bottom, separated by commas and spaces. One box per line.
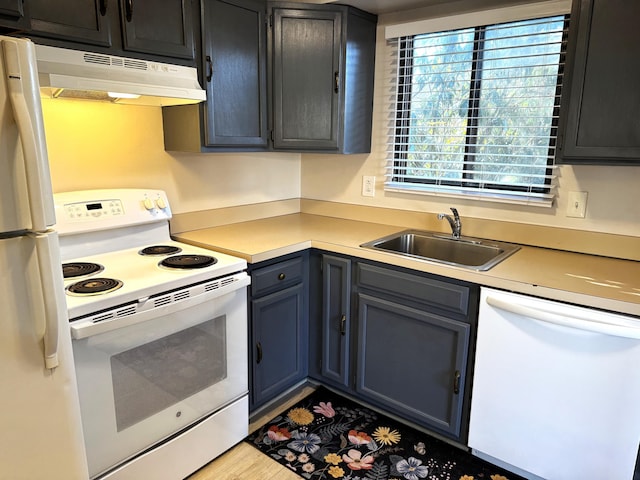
486, 295, 640, 340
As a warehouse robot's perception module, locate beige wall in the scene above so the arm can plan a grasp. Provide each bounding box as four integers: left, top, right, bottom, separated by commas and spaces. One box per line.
41, 99, 301, 215
300, 5, 640, 238
39, 0, 640, 240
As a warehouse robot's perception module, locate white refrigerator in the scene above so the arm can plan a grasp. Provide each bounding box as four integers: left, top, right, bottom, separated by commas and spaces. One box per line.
0, 36, 89, 479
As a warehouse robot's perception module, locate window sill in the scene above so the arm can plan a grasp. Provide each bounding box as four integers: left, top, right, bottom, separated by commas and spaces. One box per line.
384, 183, 554, 208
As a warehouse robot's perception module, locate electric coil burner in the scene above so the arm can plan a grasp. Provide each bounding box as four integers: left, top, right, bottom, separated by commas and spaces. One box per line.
62, 261, 104, 279
139, 245, 182, 256
66, 277, 123, 296
160, 254, 217, 270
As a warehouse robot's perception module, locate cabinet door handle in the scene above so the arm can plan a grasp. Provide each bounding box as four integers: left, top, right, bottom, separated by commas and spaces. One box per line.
256, 342, 263, 364
278, 273, 286, 281
125, 0, 133, 22
334, 71, 340, 93
206, 56, 213, 82
340, 314, 346, 335
453, 370, 461, 395
99, 0, 108, 16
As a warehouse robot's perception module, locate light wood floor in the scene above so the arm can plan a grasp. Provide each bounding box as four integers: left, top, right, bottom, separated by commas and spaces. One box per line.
187, 386, 315, 480
187, 442, 300, 480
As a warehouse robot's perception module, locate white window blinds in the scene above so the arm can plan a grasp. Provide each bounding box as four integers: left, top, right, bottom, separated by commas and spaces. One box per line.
384, 11, 570, 206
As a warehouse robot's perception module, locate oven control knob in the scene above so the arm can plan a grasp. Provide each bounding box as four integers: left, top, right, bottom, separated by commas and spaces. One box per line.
155, 197, 167, 210
143, 198, 154, 210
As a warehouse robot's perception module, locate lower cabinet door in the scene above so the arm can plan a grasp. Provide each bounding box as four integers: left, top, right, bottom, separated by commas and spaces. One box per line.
356, 293, 470, 439
251, 283, 306, 409
321, 254, 351, 388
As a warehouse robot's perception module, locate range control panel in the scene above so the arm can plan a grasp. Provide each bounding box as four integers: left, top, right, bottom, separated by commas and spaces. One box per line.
54, 189, 172, 235
62, 199, 125, 220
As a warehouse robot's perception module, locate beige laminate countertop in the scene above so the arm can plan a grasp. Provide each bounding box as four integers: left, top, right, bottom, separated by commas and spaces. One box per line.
174, 213, 640, 317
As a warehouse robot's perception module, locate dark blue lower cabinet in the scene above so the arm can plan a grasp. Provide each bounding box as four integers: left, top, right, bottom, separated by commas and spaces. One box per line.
320, 255, 352, 388
355, 293, 470, 438
249, 253, 309, 412
258, 251, 477, 443
251, 284, 306, 408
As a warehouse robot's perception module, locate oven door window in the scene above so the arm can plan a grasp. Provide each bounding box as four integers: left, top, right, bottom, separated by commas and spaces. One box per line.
111, 316, 227, 431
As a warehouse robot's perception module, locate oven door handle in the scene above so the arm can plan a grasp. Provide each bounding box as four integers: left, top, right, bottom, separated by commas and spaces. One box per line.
70, 272, 250, 340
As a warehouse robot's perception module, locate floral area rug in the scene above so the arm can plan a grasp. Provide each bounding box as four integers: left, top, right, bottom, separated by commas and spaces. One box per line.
245, 387, 525, 480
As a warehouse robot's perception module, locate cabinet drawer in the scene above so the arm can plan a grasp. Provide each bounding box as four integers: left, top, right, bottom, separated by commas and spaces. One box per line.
252, 256, 304, 296
356, 263, 470, 317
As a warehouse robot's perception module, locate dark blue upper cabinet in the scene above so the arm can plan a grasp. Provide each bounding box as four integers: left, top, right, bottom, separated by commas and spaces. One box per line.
271, 7, 341, 151
162, 0, 269, 152
25, 0, 196, 64
202, 0, 268, 148
28, 0, 113, 47
269, 2, 377, 154
557, 0, 640, 164
0, 0, 30, 31
163, 1, 376, 153
119, 0, 195, 60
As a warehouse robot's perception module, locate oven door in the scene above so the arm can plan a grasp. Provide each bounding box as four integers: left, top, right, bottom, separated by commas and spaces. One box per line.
70, 275, 249, 479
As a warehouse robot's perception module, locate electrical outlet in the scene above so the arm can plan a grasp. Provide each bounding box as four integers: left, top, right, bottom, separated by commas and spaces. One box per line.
566, 191, 588, 218
362, 176, 375, 197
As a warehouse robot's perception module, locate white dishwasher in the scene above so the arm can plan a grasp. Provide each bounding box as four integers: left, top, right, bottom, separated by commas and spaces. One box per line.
469, 287, 640, 480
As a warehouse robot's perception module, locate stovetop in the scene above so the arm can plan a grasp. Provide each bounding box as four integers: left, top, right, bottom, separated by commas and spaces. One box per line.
63, 239, 246, 320
54, 189, 247, 320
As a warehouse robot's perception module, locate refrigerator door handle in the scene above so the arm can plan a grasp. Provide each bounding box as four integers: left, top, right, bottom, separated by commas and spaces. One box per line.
32, 232, 66, 370
2, 39, 54, 232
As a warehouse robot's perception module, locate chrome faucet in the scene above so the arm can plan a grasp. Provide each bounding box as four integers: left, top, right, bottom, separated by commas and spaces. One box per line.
438, 207, 462, 239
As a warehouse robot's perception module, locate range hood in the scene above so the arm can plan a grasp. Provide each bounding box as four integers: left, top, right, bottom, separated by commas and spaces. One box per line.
34, 44, 206, 106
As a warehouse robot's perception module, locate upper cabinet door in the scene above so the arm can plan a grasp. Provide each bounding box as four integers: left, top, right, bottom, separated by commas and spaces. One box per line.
119, 0, 195, 60
28, 0, 113, 47
269, 3, 377, 154
557, 0, 640, 164
271, 7, 342, 151
203, 0, 268, 147
0, 0, 29, 31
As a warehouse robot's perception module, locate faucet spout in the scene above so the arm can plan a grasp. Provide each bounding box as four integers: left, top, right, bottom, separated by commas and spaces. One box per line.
437, 207, 462, 239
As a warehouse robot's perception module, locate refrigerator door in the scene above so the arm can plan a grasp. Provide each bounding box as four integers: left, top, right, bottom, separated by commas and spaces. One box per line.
0, 35, 55, 233
0, 234, 89, 479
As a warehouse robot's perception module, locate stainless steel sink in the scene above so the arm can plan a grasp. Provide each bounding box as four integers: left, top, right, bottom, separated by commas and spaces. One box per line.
360, 230, 520, 271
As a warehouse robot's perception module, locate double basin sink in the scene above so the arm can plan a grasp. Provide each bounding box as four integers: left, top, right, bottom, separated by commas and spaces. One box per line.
361, 230, 520, 271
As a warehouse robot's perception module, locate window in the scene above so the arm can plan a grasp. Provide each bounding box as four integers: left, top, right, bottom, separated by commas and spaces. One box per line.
386, 15, 569, 205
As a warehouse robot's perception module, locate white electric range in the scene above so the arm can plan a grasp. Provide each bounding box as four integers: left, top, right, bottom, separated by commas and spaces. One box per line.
55, 189, 250, 480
